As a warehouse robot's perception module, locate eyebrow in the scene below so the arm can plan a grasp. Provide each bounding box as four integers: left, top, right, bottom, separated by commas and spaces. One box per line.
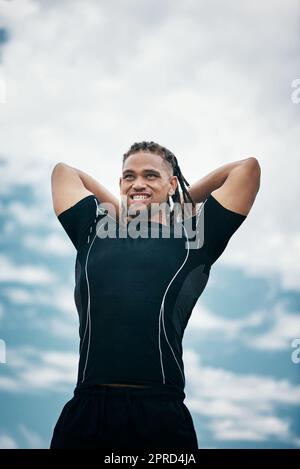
122, 169, 161, 176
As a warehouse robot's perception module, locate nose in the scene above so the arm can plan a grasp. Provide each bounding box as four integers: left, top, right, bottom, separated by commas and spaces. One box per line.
132, 176, 147, 190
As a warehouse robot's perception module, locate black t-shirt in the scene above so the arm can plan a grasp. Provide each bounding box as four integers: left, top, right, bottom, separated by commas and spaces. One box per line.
57, 193, 247, 397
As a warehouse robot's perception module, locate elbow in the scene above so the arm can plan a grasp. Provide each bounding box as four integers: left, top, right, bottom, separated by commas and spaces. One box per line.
52, 162, 66, 173
245, 156, 261, 172
51, 162, 70, 180
245, 157, 261, 192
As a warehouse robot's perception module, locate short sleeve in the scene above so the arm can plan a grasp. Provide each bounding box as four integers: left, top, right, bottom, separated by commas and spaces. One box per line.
201, 193, 247, 266
57, 195, 102, 250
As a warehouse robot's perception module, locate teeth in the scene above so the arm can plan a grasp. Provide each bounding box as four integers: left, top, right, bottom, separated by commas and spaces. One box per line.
132, 195, 149, 200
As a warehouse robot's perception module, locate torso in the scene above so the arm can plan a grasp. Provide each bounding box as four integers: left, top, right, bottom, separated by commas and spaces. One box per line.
75, 200, 209, 391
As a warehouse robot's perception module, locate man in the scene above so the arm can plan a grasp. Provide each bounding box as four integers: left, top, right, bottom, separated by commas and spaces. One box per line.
50, 141, 260, 449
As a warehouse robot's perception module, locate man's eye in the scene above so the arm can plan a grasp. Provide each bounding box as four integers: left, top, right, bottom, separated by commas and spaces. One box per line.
124, 175, 134, 180
147, 174, 157, 179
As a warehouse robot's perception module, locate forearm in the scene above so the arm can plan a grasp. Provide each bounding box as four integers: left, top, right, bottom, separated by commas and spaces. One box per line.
188, 157, 252, 203
65, 163, 120, 213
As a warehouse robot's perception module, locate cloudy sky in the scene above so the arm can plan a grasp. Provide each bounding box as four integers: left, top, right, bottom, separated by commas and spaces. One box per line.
0, 0, 299, 449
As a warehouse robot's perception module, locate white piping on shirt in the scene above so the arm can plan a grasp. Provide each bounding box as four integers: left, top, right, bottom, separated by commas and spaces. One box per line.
80, 198, 100, 354
81, 198, 117, 383
81, 217, 106, 383
158, 223, 190, 386
195, 199, 207, 249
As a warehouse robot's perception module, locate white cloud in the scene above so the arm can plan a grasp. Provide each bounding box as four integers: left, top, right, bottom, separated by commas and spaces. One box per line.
0, 425, 45, 449
23, 233, 74, 256
0, 255, 56, 284
222, 229, 300, 291
3, 287, 45, 304
3, 284, 77, 324
3, 285, 74, 314
0, 433, 18, 449
210, 416, 291, 442
184, 349, 300, 445
0, 346, 78, 393
7, 200, 50, 227
186, 301, 300, 352
187, 304, 264, 339
2, 284, 79, 339
18, 424, 45, 449
0, 376, 20, 392
0, 0, 299, 291
246, 305, 300, 351
0, 0, 298, 380
43, 317, 78, 339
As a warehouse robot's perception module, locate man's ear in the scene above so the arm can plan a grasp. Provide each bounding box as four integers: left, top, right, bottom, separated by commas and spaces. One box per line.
169, 175, 178, 194
119, 177, 122, 189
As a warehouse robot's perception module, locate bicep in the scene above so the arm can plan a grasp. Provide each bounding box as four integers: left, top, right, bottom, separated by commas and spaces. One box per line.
51, 163, 93, 217
211, 157, 261, 217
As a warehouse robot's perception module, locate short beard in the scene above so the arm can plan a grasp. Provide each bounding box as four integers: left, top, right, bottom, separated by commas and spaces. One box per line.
127, 202, 152, 221
123, 199, 169, 224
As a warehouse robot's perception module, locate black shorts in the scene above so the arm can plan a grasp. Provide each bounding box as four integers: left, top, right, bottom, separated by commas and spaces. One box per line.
50, 385, 198, 449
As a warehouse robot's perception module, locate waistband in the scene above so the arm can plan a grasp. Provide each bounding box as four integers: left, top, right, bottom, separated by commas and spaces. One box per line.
74, 384, 186, 400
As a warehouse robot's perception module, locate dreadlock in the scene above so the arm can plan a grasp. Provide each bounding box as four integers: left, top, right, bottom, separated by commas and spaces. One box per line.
122, 141, 195, 221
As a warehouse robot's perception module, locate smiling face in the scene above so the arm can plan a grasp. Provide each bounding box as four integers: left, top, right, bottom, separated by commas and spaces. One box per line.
119, 151, 178, 223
